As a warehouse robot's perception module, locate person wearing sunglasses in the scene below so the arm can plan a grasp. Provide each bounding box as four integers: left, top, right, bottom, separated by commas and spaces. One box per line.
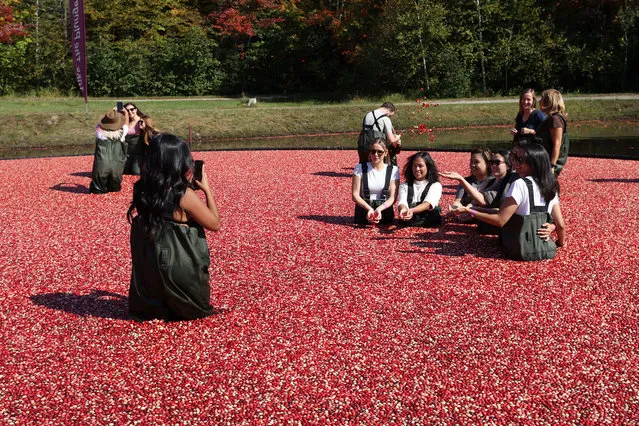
442, 148, 518, 210
123, 102, 145, 175
352, 139, 399, 225
453, 143, 566, 251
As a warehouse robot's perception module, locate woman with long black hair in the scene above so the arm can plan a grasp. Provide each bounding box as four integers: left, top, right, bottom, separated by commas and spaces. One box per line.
452, 143, 565, 258
397, 151, 442, 227
127, 134, 220, 321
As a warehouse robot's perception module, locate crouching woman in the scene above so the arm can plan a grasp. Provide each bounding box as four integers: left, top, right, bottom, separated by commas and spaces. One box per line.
127, 134, 220, 321
452, 143, 565, 260
352, 139, 400, 225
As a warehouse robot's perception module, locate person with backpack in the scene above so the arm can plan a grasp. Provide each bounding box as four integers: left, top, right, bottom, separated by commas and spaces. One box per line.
352, 139, 400, 225
450, 143, 565, 260
397, 151, 442, 227
357, 102, 402, 166
536, 89, 568, 176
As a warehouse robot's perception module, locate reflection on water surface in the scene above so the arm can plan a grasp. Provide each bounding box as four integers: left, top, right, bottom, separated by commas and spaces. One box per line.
2, 135, 637, 160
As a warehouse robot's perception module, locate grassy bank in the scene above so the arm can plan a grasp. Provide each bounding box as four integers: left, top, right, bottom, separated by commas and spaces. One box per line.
1, 94, 638, 151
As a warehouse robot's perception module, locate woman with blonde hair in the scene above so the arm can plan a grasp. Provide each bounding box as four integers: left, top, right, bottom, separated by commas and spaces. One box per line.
134, 114, 159, 172
536, 89, 569, 176
352, 138, 399, 225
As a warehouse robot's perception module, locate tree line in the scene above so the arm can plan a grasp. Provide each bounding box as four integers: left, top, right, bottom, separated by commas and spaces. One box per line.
1, 0, 638, 97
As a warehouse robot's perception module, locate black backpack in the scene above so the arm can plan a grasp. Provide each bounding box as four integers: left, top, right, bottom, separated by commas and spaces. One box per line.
501, 178, 557, 261
357, 111, 388, 163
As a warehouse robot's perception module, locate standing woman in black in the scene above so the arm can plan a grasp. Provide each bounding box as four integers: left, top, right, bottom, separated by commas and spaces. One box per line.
536, 89, 568, 176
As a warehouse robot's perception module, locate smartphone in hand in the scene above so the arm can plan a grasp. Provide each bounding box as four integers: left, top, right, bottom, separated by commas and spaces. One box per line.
193, 160, 204, 183
116, 101, 123, 111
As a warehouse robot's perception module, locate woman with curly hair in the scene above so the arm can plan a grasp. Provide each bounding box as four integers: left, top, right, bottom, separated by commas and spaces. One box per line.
127, 134, 220, 321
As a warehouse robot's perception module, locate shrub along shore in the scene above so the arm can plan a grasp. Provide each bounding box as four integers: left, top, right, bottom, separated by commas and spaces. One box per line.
1, 94, 638, 154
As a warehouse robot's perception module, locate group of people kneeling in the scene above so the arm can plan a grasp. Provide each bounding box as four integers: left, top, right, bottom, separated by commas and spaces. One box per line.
351, 138, 565, 261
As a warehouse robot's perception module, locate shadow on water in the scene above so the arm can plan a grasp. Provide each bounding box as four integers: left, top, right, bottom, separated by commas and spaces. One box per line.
30, 290, 129, 320
298, 214, 354, 226
312, 171, 352, 178
51, 182, 89, 194
589, 178, 639, 183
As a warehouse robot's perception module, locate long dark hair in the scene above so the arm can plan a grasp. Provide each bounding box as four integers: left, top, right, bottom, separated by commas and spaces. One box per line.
403, 151, 439, 184
127, 134, 194, 239
520, 143, 559, 201
492, 148, 512, 171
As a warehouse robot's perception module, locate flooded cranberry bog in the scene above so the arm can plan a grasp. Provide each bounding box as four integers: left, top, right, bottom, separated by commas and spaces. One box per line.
1, 150, 638, 423
3, 122, 638, 160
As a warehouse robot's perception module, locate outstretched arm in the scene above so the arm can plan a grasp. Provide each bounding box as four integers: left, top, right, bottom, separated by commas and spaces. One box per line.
439, 171, 487, 206
459, 196, 518, 227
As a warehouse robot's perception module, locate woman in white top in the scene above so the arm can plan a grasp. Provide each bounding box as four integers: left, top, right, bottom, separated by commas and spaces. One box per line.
397, 151, 442, 227
352, 139, 400, 225
452, 143, 565, 247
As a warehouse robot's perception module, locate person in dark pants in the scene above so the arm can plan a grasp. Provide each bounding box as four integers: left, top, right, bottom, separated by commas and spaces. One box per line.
122, 103, 144, 175
89, 109, 131, 194
357, 102, 402, 166
128, 134, 221, 322
536, 89, 569, 176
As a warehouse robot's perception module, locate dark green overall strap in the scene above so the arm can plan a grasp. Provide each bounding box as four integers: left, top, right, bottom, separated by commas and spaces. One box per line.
362, 163, 393, 201
381, 165, 393, 200
407, 181, 433, 206
554, 113, 567, 133
361, 162, 370, 199
363, 111, 388, 132
525, 178, 550, 213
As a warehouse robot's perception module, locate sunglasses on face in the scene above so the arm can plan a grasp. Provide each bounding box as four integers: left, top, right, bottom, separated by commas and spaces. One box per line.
490, 160, 505, 166
509, 153, 525, 163
126, 107, 136, 112
369, 149, 385, 155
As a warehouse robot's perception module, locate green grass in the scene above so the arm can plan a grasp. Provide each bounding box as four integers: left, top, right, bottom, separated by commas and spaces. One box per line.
0, 94, 637, 153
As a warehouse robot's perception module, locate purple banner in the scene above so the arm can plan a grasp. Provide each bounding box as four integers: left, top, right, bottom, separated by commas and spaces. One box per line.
70, 0, 88, 102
